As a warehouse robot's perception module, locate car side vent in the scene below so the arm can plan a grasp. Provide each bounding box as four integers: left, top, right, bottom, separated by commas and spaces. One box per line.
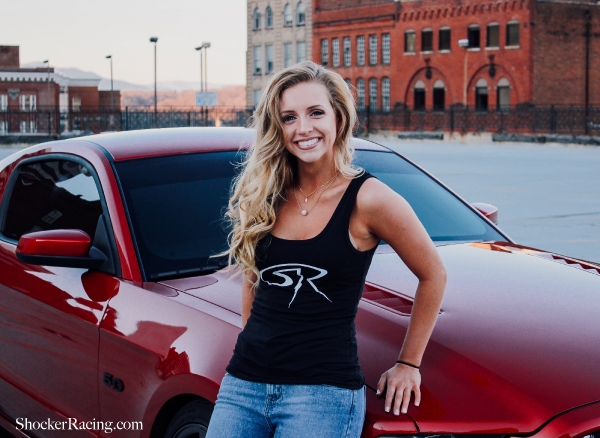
362, 283, 415, 315
532, 252, 600, 276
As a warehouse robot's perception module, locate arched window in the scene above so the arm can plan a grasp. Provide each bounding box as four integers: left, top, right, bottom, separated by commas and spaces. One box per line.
297, 2, 306, 26
369, 78, 378, 111
265, 6, 273, 29
414, 80, 426, 111
433, 80, 445, 111
497, 78, 510, 111
357, 78, 365, 111
253, 8, 261, 30
382, 77, 390, 112
284, 3, 293, 26
475, 78, 488, 111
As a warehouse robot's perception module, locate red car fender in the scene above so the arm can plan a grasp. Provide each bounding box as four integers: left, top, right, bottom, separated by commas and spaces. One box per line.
524, 401, 600, 438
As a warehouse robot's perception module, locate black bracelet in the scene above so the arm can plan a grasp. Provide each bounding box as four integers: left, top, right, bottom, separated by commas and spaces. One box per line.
396, 359, 420, 369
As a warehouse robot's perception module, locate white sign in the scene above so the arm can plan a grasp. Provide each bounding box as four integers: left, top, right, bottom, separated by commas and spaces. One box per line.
195, 92, 217, 107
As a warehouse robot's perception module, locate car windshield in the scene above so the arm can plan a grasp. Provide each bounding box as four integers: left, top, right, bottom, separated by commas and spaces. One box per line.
115, 149, 504, 281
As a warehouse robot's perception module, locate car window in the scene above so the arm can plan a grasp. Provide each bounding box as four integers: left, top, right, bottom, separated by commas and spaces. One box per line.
2, 159, 102, 241
115, 150, 503, 281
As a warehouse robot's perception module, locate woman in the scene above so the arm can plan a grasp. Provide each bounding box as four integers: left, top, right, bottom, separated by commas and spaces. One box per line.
205, 62, 446, 438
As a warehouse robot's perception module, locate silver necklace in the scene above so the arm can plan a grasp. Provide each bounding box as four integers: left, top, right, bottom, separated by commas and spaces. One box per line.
292, 173, 338, 216
297, 173, 338, 203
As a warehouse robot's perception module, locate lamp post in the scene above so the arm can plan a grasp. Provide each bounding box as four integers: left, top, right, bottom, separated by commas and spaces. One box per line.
458, 38, 469, 107
105, 55, 114, 111
202, 42, 211, 92
43, 60, 50, 108
149, 37, 158, 127
195, 46, 204, 92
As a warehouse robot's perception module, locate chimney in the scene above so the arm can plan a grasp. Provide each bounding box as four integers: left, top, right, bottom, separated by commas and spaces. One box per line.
0, 46, 20, 69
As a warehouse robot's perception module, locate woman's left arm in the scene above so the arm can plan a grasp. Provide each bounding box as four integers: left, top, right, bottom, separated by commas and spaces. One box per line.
355, 178, 447, 416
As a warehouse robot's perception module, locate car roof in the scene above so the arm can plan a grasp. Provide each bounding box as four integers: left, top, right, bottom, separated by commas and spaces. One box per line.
68, 127, 389, 162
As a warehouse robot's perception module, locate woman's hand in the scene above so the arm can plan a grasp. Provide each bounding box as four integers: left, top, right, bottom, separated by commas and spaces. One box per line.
376, 363, 421, 415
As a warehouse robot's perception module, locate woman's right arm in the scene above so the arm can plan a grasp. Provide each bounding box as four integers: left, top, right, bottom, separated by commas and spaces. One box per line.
241, 271, 258, 328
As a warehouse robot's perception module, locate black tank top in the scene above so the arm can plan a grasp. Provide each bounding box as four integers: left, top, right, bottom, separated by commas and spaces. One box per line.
226, 172, 377, 390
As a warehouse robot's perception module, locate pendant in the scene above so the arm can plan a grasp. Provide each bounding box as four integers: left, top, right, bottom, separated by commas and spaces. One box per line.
304, 197, 308, 203
301, 210, 307, 216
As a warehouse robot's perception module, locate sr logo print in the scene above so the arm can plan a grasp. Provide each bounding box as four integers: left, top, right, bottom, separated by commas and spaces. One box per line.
259, 264, 331, 307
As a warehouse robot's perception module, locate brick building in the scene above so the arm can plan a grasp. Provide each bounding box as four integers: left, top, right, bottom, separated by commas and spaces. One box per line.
0, 45, 120, 134
312, 0, 599, 111
247, 1, 313, 107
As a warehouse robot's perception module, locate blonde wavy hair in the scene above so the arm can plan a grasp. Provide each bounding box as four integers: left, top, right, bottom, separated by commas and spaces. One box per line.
224, 61, 362, 283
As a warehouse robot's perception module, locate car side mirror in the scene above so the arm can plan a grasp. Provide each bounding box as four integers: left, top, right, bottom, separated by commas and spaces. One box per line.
16, 229, 107, 269
471, 202, 498, 225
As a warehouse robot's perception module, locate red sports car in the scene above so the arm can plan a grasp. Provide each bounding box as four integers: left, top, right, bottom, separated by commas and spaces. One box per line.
0, 128, 598, 438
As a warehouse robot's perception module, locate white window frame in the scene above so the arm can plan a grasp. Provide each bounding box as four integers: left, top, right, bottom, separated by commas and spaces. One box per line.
0, 121, 7, 134
343, 37, 351, 67
265, 6, 273, 29
382, 34, 390, 64
20, 94, 37, 111
72, 96, 82, 112
421, 28, 433, 53
296, 1, 306, 26
254, 45, 262, 75
253, 89, 262, 108
439, 26, 451, 52
265, 44, 274, 74
404, 30, 416, 54
332, 38, 340, 68
357, 78, 365, 110
253, 8, 261, 30
284, 42, 293, 68
321, 39, 329, 66
486, 23, 500, 49
357, 36, 365, 66
20, 120, 36, 133
382, 77, 390, 112
0, 95, 7, 111
369, 34, 378, 65
284, 3, 293, 27
506, 21, 520, 47
369, 77, 378, 111
296, 41, 306, 62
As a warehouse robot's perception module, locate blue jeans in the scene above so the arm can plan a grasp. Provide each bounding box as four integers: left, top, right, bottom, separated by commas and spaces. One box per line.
205, 373, 366, 438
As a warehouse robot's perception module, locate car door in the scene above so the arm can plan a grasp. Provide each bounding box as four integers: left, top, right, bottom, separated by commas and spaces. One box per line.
0, 155, 118, 436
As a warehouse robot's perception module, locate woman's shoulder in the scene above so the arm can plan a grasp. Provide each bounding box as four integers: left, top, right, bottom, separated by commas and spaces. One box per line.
355, 174, 408, 214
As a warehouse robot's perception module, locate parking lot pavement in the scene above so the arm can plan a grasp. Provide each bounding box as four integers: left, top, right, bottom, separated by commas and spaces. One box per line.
371, 134, 600, 263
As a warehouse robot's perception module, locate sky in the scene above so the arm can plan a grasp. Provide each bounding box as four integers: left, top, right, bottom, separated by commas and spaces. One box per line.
1, 0, 247, 87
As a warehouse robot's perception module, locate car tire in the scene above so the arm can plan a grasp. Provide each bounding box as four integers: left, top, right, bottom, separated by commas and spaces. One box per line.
164, 398, 214, 438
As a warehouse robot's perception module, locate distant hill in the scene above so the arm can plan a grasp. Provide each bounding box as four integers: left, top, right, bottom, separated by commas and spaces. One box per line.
121, 86, 246, 108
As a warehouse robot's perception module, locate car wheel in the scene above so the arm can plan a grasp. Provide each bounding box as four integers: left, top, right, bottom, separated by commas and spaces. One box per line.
164, 398, 214, 438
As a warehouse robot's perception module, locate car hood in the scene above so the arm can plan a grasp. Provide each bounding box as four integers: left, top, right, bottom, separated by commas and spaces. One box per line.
358, 242, 600, 434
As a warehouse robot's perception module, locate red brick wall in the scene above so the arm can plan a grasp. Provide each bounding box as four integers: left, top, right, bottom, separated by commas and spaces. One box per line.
0, 46, 19, 68
69, 86, 99, 109
99, 90, 121, 109
533, 1, 600, 106
314, 0, 535, 110
0, 82, 59, 109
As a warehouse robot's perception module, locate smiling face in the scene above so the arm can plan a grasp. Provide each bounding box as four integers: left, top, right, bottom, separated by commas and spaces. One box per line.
279, 81, 338, 166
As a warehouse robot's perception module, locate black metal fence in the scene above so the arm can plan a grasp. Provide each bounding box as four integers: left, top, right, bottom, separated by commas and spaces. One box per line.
1, 105, 599, 137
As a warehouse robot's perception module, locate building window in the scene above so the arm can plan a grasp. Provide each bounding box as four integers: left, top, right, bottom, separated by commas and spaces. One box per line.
72, 97, 82, 112
487, 24, 499, 48
357, 78, 365, 111
253, 45, 262, 74
404, 31, 416, 53
343, 37, 351, 67
506, 22, 520, 47
433, 80, 445, 111
0, 121, 6, 134
369, 78, 378, 111
382, 77, 390, 112
421, 29, 433, 52
0, 95, 7, 111
284, 3, 293, 26
253, 8, 261, 30
265, 6, 273, 29
468, 25, 480, 49
382, 33, 390, 64
265, 44, 274, 74
332, 38, 340, 67
20, 121, 36, 133
414, 80, 426, 111
253, 89, 262, 108
296, 41, 306, 62
284, 42, 293, 68
439, 28, 451, 51
357, 36, 365, 66
20, 94, 36, 111
369, 35, 378, 65
321, 39, 329, 65
475, 78, 488, 111
344, 78, 351, 89
497, 78, 510, 110
297, 2, 306, 26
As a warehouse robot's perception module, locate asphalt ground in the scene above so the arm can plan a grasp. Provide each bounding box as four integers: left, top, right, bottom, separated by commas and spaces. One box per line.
1, 137, 598, 264
371, 134, 600, 263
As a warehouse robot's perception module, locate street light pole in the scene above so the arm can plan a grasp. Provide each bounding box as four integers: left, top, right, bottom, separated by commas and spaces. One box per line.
195, 46, 203, 92
106, 55, 114, 110
43, 60, 50, 108
202, 42, 211, 92
458, 39, 469, 107
150, 37, 158, 127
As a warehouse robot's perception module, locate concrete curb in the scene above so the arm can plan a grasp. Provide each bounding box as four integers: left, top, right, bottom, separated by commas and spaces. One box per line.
492, 133, 600, 146
397, 132, 444, 140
